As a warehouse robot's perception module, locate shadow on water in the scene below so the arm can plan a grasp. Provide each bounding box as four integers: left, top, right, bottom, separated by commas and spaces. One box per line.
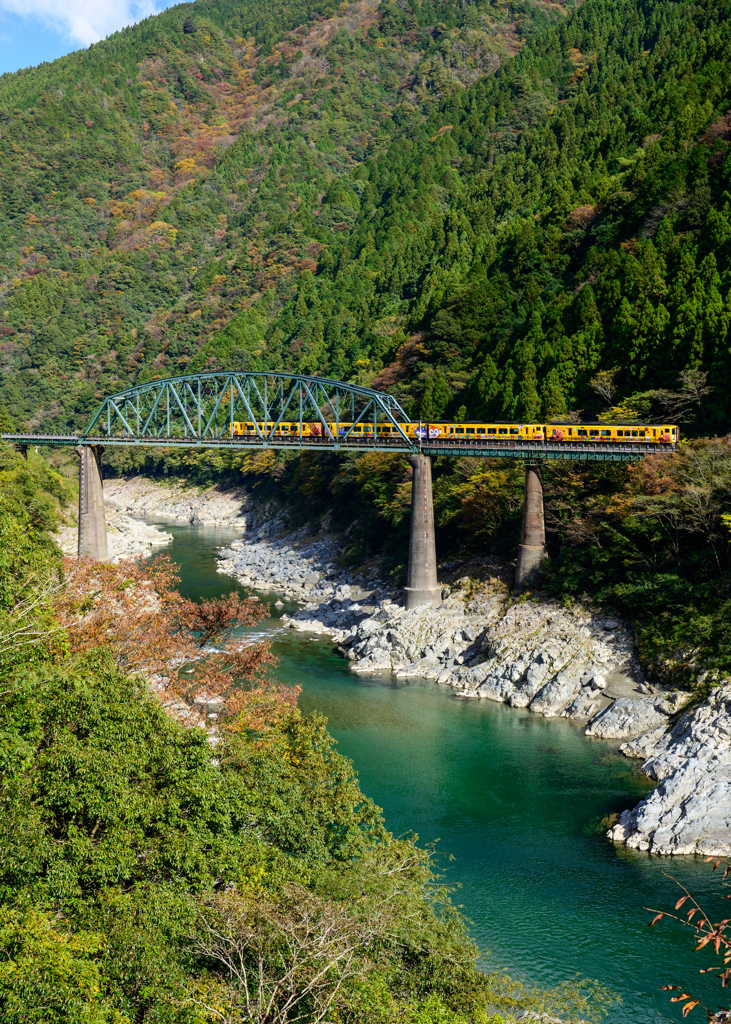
152, 517, 726, 1024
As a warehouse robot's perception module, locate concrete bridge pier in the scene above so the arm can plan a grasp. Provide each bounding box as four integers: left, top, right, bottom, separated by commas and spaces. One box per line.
75, 444, 109, 560
515, 462, 546, 589
405, 454, 441, 610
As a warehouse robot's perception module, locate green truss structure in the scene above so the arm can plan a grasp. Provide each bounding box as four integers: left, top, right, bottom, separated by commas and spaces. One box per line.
2, 371, 669, 461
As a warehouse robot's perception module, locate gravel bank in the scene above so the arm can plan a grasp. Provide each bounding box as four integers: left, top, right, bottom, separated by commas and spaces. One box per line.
103, 475, 251, 527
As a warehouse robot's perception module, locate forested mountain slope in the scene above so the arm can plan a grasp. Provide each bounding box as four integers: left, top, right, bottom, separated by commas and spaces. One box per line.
1, 0, 730, 434
207, 0, 731, 432
0, 0, 561, 429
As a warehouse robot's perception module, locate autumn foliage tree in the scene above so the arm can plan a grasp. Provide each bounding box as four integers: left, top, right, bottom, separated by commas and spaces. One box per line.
55, 553, 295, 734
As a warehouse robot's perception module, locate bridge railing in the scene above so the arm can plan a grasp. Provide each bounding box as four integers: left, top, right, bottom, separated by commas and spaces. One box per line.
1, 430, 673, 462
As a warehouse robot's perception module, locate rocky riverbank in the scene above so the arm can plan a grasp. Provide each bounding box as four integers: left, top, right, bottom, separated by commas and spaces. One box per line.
277, 564, 730, 856
103, 475, 251, 527
55, 507, 174, 562
94, 476, 731, 858
283, 575, 681, 727
288, 578, 731, 856
56, 475, 258, 562
608, 681, 731, 856
215, 521, 388, 602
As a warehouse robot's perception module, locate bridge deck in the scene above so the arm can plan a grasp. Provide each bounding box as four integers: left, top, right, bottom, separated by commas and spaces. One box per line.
2, 433, 673, 462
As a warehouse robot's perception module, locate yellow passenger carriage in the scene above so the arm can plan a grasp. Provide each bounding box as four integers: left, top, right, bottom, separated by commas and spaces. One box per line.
231, 419, 678, 445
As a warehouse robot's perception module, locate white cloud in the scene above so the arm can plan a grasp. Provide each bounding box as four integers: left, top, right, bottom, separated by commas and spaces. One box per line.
0, 0, 166, 48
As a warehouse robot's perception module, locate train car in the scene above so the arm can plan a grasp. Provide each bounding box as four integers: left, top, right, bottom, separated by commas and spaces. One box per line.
232, 420, 322, 436
417, 421, 547, 441
545, 422, 677, 444
405, 421, 677, 444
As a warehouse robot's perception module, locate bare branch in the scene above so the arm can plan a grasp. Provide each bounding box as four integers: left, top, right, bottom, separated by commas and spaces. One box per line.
190, 885, 391, 1024
589, 369, 618, 405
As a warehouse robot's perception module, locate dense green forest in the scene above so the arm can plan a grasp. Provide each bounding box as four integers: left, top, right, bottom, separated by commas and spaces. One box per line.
0, 0, 730, 434
0, 444, 617, 1021
0, 0, 561, 430
1, 0, 731, 1012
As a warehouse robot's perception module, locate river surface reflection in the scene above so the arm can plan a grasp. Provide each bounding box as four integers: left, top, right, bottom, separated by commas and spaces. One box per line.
151, 517, 724, 1024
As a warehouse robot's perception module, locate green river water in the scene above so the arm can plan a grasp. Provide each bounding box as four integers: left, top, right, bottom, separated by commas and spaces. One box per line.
153, 518, 726, 1024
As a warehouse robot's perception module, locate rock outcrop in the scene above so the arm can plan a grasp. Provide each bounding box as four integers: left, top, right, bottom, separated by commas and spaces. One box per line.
285, 576, 672, 728
585, 692, 688, 740
609, 683, 731, 856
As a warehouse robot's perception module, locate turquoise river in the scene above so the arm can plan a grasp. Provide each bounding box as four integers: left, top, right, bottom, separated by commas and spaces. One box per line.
152, 517, 726, 1024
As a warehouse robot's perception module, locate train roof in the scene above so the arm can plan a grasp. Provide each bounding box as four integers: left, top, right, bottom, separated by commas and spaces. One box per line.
411, 420, 671, 427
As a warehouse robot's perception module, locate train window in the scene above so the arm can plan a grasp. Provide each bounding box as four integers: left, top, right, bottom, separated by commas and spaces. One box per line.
601, 430, 610, 436
510, 428, 519, 435
499, 428, 507, 434
589, 429, 599, 436
488, 428, 496, 434
578, 429, 587, 436
466, 428, 475, 434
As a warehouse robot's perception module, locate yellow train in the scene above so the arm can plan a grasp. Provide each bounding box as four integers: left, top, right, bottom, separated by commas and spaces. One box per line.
232, 420, 678, 444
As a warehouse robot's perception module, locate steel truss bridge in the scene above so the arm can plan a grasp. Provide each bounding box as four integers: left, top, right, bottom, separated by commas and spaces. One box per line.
2, 371, 666, 462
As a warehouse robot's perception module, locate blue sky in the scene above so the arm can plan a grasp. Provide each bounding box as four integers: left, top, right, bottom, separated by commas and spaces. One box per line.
0, 0, 180, 76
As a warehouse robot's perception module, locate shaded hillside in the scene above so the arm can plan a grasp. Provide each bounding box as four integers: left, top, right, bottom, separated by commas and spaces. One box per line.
0, 0, 562, 429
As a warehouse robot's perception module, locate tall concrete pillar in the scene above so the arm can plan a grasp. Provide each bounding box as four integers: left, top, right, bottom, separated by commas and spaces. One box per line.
75, 445, 108, 561
405, 454, 441, 610
515, 462, 546, 589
